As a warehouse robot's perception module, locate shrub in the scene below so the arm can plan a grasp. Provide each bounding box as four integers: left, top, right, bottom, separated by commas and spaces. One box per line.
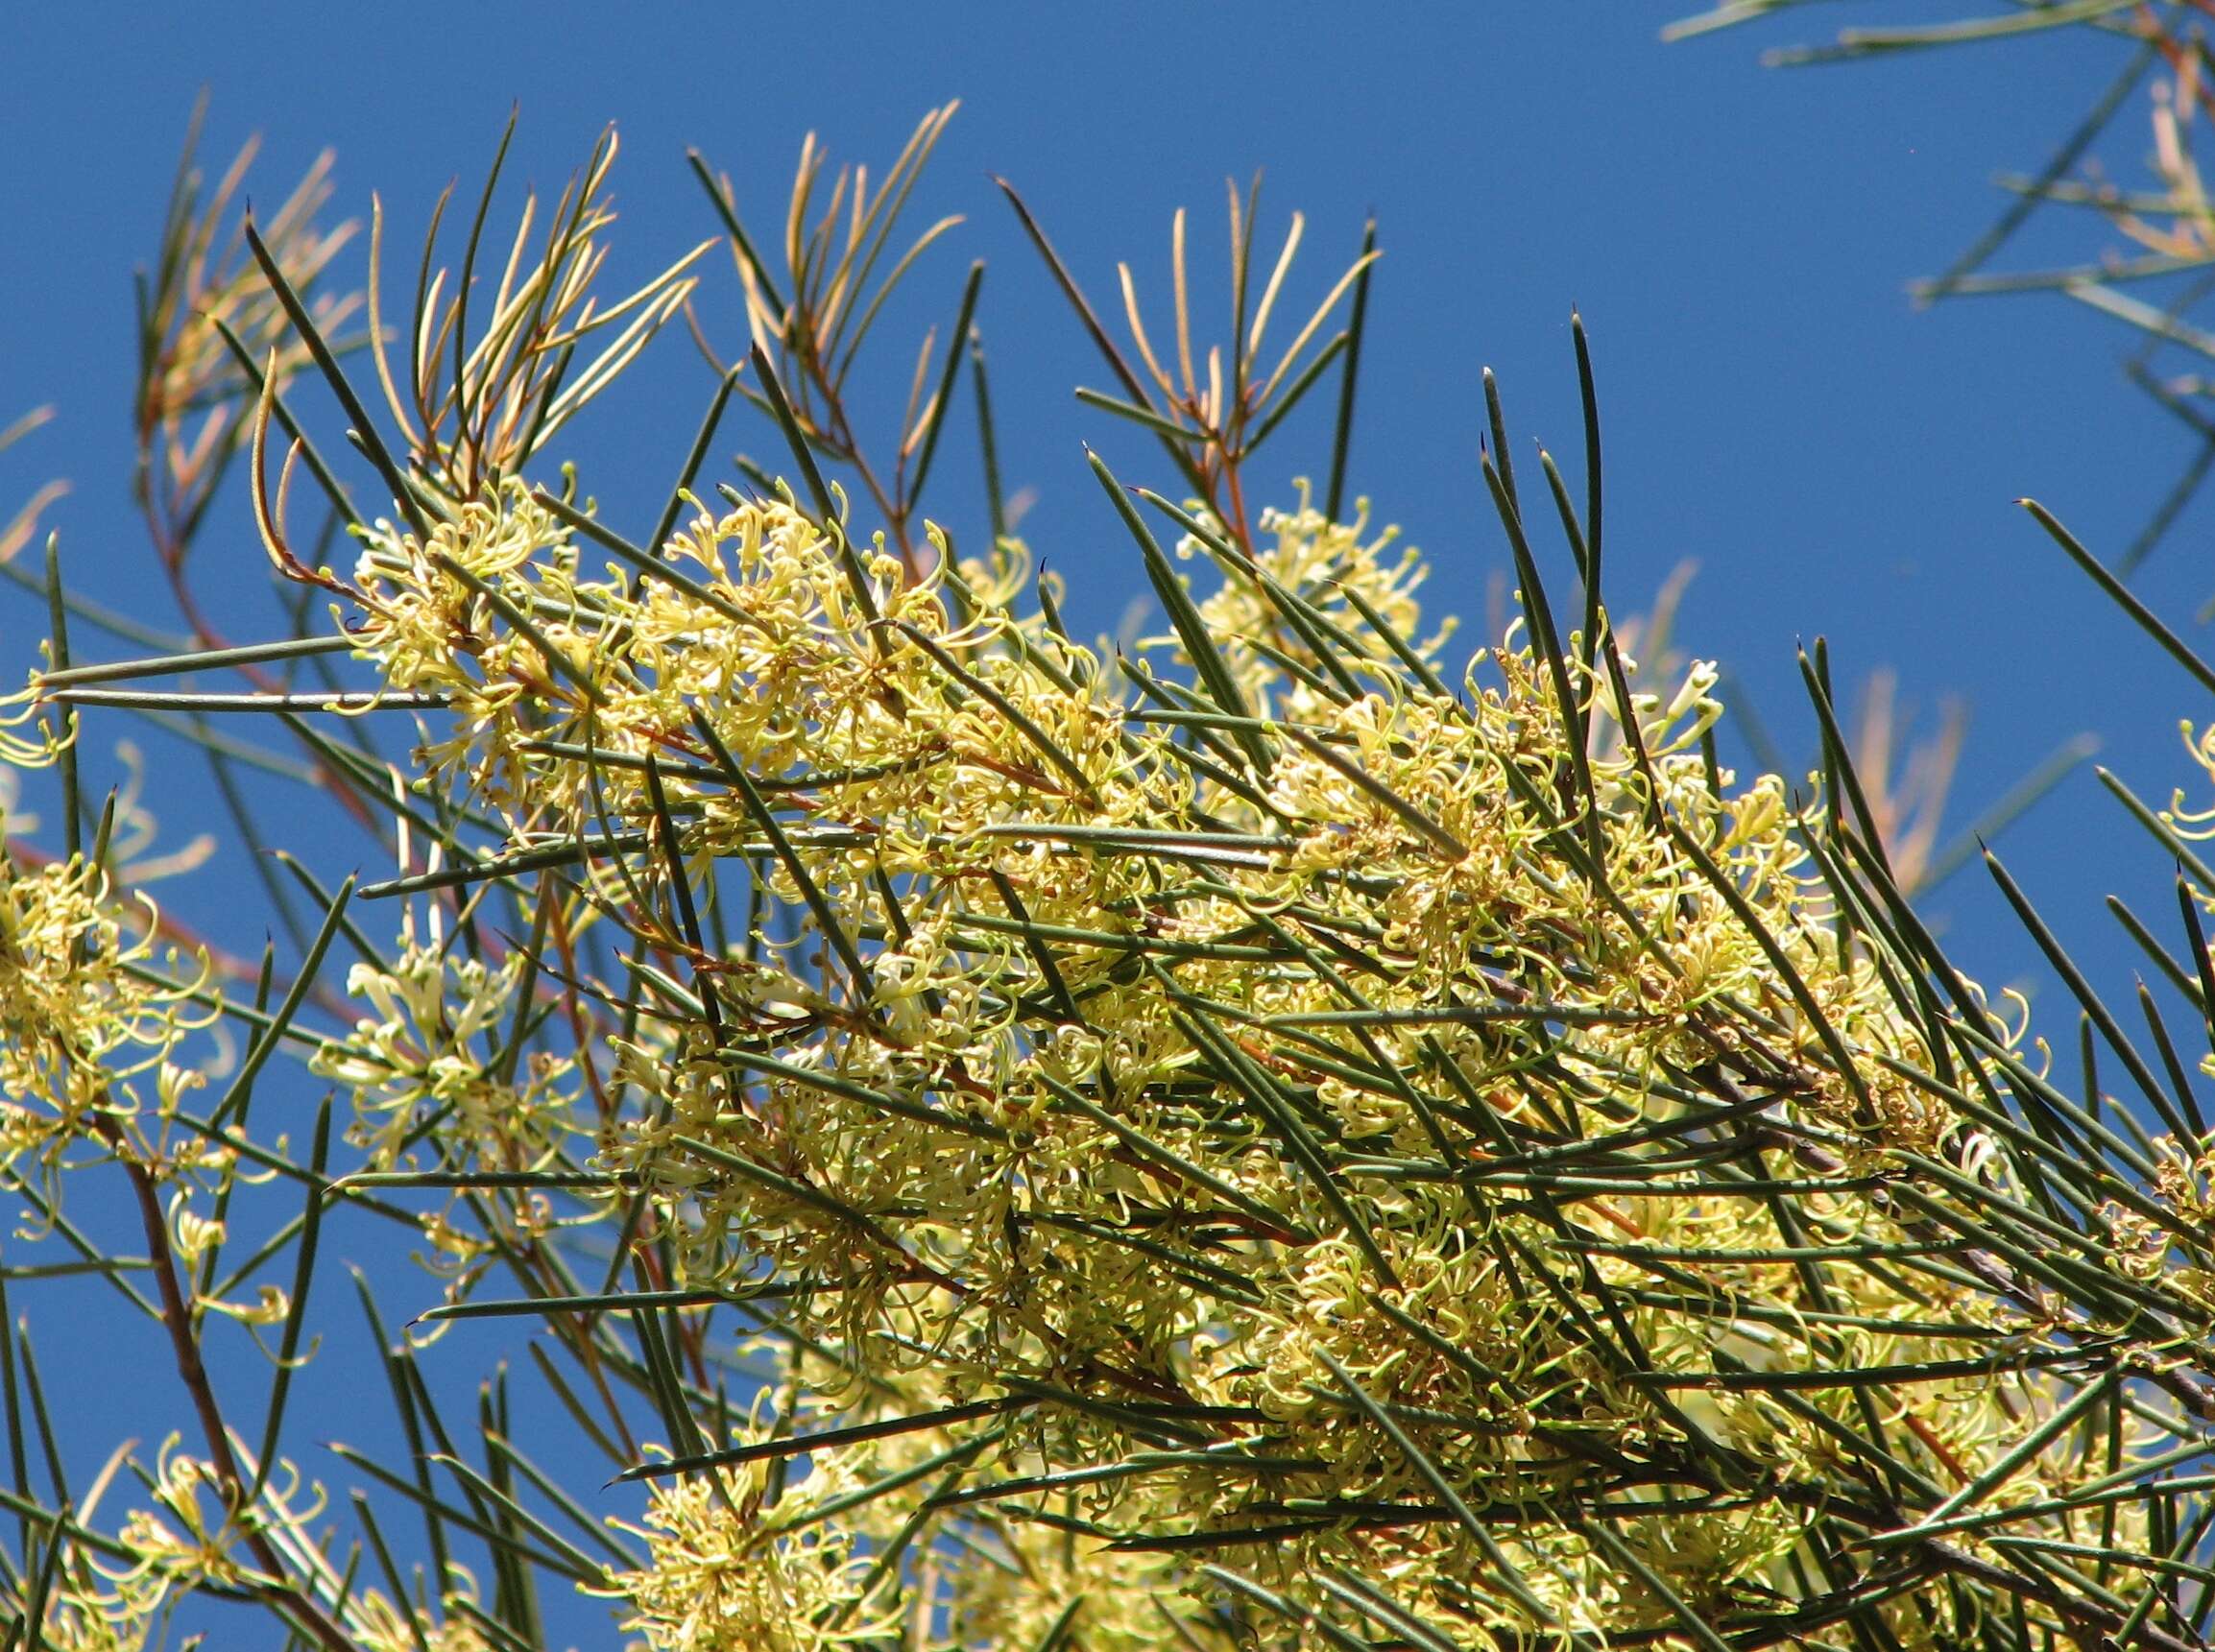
6, 92, 2215, 1652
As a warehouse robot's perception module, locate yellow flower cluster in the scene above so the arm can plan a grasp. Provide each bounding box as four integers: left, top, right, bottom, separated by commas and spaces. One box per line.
40, 1435, 489, 1652
1195, 491, 1448, 718
329, 477, 2149, 1647
313, 943, 579, 1174
311, 935, 586, 1284
109, 1438, 264, 1594
0, 825, 212, 1175
597, 1382, 1199, 1652
345, 482, 599, 810
603, 1462, 899, 1652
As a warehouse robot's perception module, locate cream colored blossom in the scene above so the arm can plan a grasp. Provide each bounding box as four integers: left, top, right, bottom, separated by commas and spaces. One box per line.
287, 471, 2153, 1644
313, 943, 579, 1173
0, 829, 214, 1179
599, 1463, 902, 1651
108, 1437, 258, 1593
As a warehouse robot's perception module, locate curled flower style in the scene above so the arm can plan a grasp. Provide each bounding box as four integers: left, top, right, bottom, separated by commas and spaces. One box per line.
344, 1592, 492, 1652
25, 1584, 161, 1652
2171, 716, 2215, 843
0, 654, 73, 770
106, 1437, 283, 1594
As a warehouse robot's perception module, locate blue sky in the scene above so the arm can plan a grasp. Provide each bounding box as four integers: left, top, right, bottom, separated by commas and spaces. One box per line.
4, 5, 2208, 1641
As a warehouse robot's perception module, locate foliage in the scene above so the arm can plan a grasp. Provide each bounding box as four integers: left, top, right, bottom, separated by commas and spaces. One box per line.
6, 76, 2215, 1652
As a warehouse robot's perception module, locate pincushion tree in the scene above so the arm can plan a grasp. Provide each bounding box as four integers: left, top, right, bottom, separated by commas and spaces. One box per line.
7, 82, 2215, 1652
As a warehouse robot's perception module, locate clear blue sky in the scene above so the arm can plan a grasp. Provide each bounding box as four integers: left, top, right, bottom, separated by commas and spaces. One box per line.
0, 4, 2203, 1637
